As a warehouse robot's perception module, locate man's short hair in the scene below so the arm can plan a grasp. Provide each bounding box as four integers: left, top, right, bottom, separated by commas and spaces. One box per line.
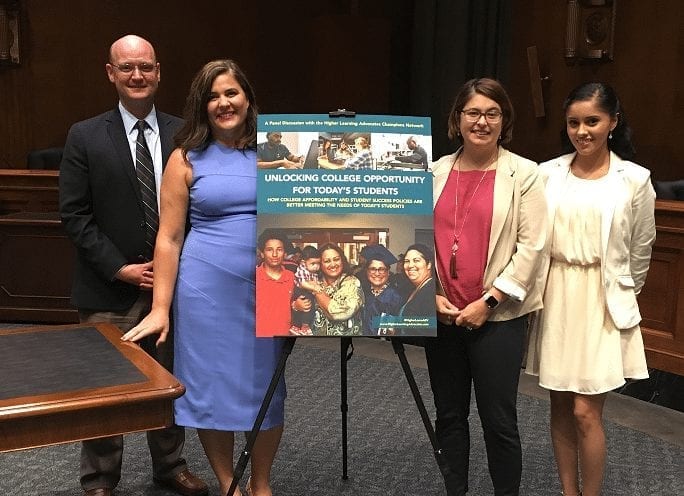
257, 229, 289, 251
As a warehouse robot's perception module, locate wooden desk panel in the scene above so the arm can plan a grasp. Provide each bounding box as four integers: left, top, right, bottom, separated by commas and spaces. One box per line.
0, 169, 60, 215
0, 169, 76, 322
640, 200, 684, 375
0, 212, 77, 323
0, 323, 185, 452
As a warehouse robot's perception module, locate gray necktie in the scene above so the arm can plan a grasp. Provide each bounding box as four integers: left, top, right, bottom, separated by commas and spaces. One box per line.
135, 120, 158, 257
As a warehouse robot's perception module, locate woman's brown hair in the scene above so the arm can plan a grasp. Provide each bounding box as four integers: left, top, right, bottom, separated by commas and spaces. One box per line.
175, 59, 258, 160
446, 78, 515, 145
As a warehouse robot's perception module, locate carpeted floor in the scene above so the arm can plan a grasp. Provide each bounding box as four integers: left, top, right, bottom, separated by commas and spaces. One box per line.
1, 342, 682, 495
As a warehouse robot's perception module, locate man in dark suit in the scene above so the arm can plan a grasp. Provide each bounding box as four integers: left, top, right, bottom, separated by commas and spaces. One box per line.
59, 35, 207, 496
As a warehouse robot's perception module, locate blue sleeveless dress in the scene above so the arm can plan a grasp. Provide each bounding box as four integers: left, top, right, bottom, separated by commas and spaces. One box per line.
173, 142, 285, 431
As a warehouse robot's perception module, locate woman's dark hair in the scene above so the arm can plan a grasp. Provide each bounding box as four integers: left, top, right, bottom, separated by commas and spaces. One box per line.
403, 243, 435, 283
403, 243, 434, 268
447, 78, 515, 145
318, 243, 351, 276
560, 82, 635, 160
175, 59, 258, 160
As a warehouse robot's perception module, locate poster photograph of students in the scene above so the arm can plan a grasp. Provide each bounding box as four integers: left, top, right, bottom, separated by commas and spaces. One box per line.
255, 114, 436, 338
256, 215, 436, 338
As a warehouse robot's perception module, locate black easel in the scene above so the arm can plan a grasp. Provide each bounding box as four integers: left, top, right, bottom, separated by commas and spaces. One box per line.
390, 338, 452, 480
340, 337, 353, 479
321, 107, 448, 480
227, 335, 447, 496
229, 110, 446, 494
338, 336, 451, 481
328, 108, 356, 118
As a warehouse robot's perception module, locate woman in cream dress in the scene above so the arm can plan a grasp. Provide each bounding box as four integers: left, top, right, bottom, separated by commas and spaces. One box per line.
527, 82, 656, 496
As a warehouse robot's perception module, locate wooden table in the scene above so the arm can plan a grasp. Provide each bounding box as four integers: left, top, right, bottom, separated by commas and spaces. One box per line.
0, 323, 185, 452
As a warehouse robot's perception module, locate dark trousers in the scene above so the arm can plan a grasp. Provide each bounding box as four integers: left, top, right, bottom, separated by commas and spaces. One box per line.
424, 317, 526, 496
78, 293, 186, 491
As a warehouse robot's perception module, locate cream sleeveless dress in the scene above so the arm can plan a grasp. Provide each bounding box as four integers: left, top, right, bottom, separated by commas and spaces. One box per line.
528, 173, 648, 394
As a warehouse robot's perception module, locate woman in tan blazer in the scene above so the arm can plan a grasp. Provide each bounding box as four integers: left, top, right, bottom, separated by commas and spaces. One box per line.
428, 78, 547, 496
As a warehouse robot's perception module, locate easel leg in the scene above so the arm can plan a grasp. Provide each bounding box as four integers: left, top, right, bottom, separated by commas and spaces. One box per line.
340, 337, 353, 480
226, 337, 296, 496
390, 338, 452, 481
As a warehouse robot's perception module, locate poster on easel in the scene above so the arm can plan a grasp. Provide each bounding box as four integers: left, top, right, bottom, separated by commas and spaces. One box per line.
255, 113, 436, 338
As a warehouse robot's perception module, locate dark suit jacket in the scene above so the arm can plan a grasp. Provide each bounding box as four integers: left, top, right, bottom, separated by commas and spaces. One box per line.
59, 107, 184, 311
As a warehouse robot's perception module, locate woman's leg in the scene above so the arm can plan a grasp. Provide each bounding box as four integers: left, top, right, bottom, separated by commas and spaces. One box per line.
246, 425, 284, 496
197, 429, 241, 496
550, 391, 581, 496
574, 393, 607, 496
470, 317, 526, 496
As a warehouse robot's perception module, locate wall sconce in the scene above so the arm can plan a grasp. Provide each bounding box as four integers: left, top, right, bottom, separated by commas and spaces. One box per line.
565, 0, 616, 62
0, 0, 20, 66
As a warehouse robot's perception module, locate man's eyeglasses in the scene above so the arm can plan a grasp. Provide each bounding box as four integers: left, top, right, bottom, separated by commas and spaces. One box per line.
368, 267, 388, 274
110, 63, 157, 74
460, 108, 503, 123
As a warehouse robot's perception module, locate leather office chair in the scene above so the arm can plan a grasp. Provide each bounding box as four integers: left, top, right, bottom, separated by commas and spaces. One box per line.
653, 180, 684, 201
26, 147, 63, 170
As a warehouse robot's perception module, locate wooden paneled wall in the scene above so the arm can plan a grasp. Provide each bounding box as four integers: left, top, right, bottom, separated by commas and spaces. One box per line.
507, 1, 684, 181
506, 2, 684, 374
0, 0, 408, 168
5, 1, 682, 179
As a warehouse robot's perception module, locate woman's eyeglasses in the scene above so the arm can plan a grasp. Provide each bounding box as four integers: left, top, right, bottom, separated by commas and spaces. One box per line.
367, 267, 388, 274
460, 108, 503, 123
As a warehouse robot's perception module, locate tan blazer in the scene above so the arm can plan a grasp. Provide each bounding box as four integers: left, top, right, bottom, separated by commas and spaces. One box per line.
432, 147, 548, 321
539, 152, 656, 329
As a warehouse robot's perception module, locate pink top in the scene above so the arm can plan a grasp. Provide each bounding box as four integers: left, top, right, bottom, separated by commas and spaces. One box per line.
434, 169, 495, 309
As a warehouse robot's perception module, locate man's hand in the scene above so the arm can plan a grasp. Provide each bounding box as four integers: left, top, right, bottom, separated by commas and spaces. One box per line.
116, 261, 154, 290
283, 159, 303, 169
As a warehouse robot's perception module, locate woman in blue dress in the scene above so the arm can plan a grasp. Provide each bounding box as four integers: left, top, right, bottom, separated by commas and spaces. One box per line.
123, 60, 284, 496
